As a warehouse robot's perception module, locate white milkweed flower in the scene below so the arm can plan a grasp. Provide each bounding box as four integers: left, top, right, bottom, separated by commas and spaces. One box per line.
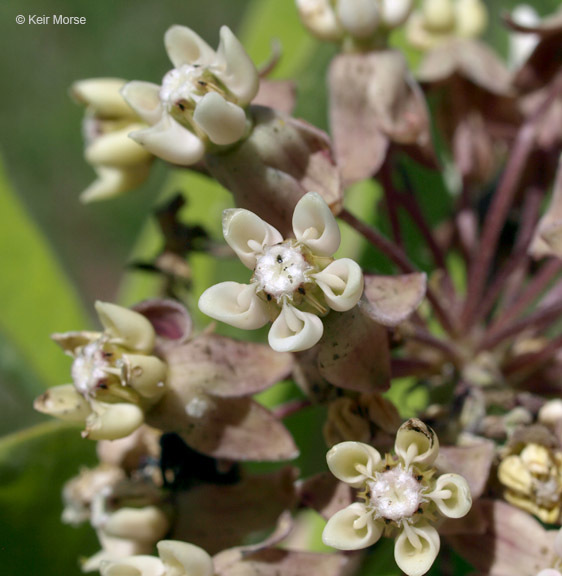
296, 0, 413, 42
323, 419, 472, 576
121, 26, 259, 166
100, 540, 213, 576
198, 192, 364, 353
34, 302, 167, 441
508, 5, 540, 70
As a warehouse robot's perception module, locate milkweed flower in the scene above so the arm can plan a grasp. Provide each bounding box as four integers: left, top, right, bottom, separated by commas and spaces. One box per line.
323, 419, 472, 576
71, 78, 153, 202
34, 302, 167, 441
121, 25, 259, 166
198, 192, 364, 353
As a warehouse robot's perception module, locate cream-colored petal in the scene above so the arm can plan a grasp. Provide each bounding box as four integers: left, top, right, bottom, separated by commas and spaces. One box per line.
71, 78, 134, 117
268, 304, 323, 353
293, 192, 341, 256
213, 26, 259, 106
164, 25, 216, 68
454, 0, 488, 39
121, 81, 163, 125
336, 0, 381, 38
193, 92, 247, 146
157, 540, 214, 576
198, 282, 269, 330
122, 354, 167, 401
508, 5, 540, 70
222, 208, 282, 269
86, 402, 145, 441
313, 258, 364, 312
80, 164, 151, 204
103, 506, 169, 542
296, 0, 343, 41
322, 503, 382, 550
85, 125, 152, 168
381, 0, 413, 28
326, 441, 382, 487
129, 115, 205, 166
33, 384, 91, 423
394, 523, 440, 576
95, 302, 155, 353
100, 556, 164, 576
427, 473, 472, 518
421, 0, 455, 32
395, 418, 439, 469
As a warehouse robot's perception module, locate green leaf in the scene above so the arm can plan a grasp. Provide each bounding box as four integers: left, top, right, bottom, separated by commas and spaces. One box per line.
0, 157, 87, 391
0, 421, 98, 576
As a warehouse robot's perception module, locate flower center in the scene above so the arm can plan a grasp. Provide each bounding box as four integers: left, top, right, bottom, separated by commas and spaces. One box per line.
160, 65, 207, 109
368, 465, 423, 522
72, 338, 120, 397
254, 244, 312, 301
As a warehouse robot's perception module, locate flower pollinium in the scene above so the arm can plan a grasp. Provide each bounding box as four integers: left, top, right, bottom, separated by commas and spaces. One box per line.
34, 302, 167, 441
323, 419, 472, 576
198, 192, 364, 353
122, 25, 259, 166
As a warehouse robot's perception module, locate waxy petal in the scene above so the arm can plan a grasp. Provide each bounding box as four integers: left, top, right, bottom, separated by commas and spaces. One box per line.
157, 541, 213, 576
164, 25, 216, 68
122, 354, 167, 400
313, 258, 364, 312
428, 474, 472, 518
85, 125, 152, 168
268, 304, 324, 353
33, 384, 91, 423
95, 302, 155, 353
394, 523, 440, 576
296, 0, 343, 41
198, 282, 269, 330
121, 81, 163, 125
71, 78, 134, 117
336, 0, 381, 38
103, 507, 169, 542
326, 441, 382, 487
129, 115, 204, 166
381, 0, 413, 27
193, 92, 247, 145
214, 26, 259, 106
81, 165, 151, 203
322, 502, 383, 550
223, 208, 283, 268
292, 192, 340, 256
100, 555, 164, 576
86, 402, 145, 441
395, 418, 439, 469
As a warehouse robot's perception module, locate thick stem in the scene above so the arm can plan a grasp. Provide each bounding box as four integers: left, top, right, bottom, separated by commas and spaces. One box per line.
380, 160, 404, 247
409, 327, 462, 365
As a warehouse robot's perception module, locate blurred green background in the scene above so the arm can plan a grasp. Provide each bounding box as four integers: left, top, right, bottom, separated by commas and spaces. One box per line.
0, 0, 560, 574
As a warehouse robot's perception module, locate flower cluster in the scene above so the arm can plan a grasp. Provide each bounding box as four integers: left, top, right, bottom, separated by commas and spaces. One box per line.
198, 192, 364, 352
323, 419, 472, 576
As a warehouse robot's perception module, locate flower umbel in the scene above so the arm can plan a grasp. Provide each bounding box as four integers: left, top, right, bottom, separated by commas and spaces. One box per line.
34, 302, 167, 440
198, 192, 364, 352
323, 419, 472, 576
121, 25, 259, 166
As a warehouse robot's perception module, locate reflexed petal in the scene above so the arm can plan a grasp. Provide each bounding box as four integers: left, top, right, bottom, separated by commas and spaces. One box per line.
214, 26, 259, 106
555, 527, 562, 558
71, 78, 133, 117
313, 258, 364, 311
296, 0, 342, 41
293, 192, 341, 256
193, 92, 247, 145
85, 125, 152, 167
268, 304, 323, 352
322, 503, 382, 550
100, 555, 164, 576
164, 25, 216, 68
121, 81, 163, 125
81, 165, 151, 204
129, 115, 205, 166
103, 507, 169, 542
395, 418, 439, 469
33, 384, 91, 423
394, 523, 440, 576
222, 209, 282, 268
122, 354, 167, 400
326, 441, 382, 487
336, 0, 381, 38
95, 301, 156, 353
381, 0, 413, 27
427, 474, 472, 518
454, 0, 488, 39
86, 402, 145, 441
198, 282, 269, 329
158, 541, 214, 576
